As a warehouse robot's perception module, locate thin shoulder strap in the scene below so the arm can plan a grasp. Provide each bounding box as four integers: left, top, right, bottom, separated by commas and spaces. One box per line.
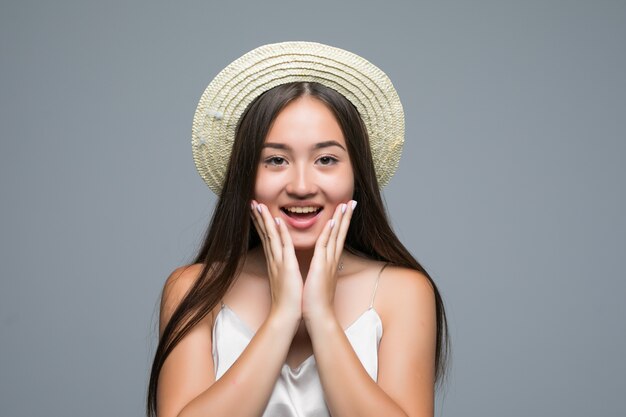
369, 263, 389, 308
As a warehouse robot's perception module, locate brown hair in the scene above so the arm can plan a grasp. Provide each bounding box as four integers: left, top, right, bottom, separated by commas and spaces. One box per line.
146, 81, 449, 416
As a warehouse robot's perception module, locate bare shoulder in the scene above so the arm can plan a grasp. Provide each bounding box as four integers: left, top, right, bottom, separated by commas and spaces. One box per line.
380, 265, 435, 301
377, 265, 436, 329
163, 263, 204, 292
159, 263, 207, 336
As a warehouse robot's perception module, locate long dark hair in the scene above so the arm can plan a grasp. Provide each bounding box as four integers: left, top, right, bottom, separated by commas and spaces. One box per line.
146, 81, 449, 416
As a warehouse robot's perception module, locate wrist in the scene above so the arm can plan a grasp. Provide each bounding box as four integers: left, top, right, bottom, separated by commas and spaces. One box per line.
267, 306, 301, 335
302, 306, 336, 330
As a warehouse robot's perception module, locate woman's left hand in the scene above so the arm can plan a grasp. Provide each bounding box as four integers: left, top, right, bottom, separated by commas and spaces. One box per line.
302, 200, 357, 322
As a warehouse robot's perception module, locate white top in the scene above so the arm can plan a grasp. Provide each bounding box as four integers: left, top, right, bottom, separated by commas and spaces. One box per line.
211, 264, 387, 416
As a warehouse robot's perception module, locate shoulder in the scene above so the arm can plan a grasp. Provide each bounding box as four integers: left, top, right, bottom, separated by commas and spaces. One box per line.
159, 263, 207, 335
380, 265, 435, 302
161, 263, 205, 309
378, 265, 436, 330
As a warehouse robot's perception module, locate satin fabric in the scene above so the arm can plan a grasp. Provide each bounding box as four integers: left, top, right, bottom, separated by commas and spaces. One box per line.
212, 303, 383, 416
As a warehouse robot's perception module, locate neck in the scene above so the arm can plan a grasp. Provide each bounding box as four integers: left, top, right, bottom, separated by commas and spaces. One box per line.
295, 248, 315, 279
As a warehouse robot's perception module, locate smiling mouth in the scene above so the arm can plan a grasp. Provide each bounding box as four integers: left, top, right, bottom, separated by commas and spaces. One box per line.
281, 207, 323, 220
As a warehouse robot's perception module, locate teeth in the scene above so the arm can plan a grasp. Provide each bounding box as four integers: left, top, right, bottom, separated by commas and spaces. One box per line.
285, 206, 319, 214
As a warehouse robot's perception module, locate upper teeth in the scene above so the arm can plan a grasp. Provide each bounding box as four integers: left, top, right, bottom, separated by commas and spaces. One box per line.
285, 206, 319, 213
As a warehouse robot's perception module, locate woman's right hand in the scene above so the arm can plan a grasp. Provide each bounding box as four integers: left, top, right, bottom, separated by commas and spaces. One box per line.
250, 200, 303, 327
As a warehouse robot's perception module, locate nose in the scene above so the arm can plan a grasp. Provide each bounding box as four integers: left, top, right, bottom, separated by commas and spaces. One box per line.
285, 164, 318, 198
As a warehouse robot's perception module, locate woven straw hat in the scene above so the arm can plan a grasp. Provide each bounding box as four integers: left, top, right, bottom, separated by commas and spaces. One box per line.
192, 41, 405, 195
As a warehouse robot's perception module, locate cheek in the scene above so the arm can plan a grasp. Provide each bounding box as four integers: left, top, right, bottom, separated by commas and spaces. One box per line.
322, 170, 354, 200
340, 163, 355, 196
253, 171, 279, 202
252, 173, 264, 201
339, 178, 355, 200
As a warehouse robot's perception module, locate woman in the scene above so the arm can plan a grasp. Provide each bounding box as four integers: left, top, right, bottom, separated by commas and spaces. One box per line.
147, 42, 449, 417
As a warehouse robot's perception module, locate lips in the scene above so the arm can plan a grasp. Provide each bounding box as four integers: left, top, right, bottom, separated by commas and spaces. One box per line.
280, 206, 323, 230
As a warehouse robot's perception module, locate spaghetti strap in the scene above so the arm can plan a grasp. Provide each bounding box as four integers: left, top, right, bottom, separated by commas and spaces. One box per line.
369, 263, 389, 308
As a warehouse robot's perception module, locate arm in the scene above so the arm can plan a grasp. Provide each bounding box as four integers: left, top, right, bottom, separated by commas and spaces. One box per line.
156, 265, 300, 417
302, 201, 438, 416
306, 267, 437, 417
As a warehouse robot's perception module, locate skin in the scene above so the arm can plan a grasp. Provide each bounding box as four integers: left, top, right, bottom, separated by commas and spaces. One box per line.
251, 95, 356, 321
156, 95, 437, 417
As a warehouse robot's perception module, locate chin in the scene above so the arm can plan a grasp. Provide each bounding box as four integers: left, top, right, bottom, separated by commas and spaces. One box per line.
291, 237, 318, 251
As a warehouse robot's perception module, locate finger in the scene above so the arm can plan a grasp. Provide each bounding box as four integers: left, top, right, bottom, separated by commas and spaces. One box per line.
326, 202, 346, 260
251, 200, 269, 241
257, 203, 284, 261
275, 215, 297, 265
275, 215, 293, 252
314, 207, 339, 260
335, 200, 356, 259
250, 201, 271, 263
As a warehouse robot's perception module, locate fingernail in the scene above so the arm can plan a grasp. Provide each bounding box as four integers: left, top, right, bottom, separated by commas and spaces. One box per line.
275, 217, 280, 226
250, 202, 255, 210
341, 204, 347, 214
330, 219, 335, 228
257, 204, 262, 214
351, 200, 358, 210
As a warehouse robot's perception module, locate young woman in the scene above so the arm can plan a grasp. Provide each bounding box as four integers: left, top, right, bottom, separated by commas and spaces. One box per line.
147, 42, 449, 417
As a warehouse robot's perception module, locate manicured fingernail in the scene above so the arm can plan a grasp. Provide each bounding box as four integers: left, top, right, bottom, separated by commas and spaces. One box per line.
250, 202, 255, 210
341, 204, 347, 214
275, 217, 280, 225
257, 204, 262, 214
329, 219, 335, 228
351, 200, 357, 210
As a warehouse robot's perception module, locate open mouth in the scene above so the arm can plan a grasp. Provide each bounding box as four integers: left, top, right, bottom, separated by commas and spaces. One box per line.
281, 206, 323, 220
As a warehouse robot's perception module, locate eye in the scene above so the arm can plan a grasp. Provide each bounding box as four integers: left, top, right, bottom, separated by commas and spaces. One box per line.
264, 156, 287, 166
317, 156, 338, 166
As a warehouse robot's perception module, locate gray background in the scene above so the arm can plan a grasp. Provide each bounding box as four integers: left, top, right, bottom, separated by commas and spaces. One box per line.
1, 0, 624, 416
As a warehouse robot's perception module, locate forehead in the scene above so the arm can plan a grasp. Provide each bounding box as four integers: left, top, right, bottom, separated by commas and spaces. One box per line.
264, 96, 346, 148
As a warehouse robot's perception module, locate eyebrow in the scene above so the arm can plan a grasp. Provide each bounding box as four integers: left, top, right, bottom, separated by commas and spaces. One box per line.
262, 140, 346, 152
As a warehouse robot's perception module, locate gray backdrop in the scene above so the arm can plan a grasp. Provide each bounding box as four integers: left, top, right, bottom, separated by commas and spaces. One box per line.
1, 0, 624, 416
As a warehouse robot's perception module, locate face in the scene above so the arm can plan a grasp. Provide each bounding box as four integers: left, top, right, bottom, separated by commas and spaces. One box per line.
254, 95, 355, 250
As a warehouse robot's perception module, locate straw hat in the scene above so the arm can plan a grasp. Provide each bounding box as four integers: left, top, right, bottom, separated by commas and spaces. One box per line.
191, 41, 405, 195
